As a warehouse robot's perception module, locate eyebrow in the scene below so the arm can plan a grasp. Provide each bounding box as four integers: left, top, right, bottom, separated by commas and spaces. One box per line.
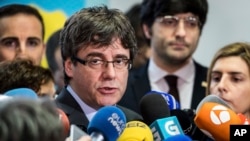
84, 52, 129, 59
0, 36, 42, 42
211, 71, 243, 75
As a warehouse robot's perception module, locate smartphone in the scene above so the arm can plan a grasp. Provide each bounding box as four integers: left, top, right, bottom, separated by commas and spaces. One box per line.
70, 124, 88, 141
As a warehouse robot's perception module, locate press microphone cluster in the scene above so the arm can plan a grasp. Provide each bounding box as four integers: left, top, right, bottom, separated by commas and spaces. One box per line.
139, 92, 192, 141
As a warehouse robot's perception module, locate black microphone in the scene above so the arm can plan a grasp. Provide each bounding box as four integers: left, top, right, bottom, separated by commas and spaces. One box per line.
139, 93, 185, 140
170, 109, 193, 136
139, 92, 170, 125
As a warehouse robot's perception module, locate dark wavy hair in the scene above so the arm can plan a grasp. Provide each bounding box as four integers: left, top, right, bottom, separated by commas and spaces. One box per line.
60, 5, 138, 84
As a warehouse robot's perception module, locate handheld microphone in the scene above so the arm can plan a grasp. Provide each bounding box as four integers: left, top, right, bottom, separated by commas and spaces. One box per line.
139, 93, 170, 125
87, 106, 126, 141
196, 94, 229, 113
139, 94, 184, 141
4, 88, 38, 99
117, 120, 153, 141
170, 109, 193, 135
194, 102, 242, 141
146, 91, 180, 110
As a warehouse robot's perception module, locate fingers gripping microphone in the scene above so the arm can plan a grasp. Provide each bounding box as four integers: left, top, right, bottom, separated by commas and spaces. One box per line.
87, 106, 126, 141
194, 102, 242, 141
117, 120, 153, 141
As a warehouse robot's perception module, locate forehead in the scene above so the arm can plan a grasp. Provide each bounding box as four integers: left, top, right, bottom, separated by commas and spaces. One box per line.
78, 38, 130, 57
0, 13, 43, 38
213, 56, 249, 73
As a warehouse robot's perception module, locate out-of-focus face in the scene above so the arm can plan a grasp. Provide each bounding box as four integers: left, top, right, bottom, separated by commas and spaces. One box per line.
209, 56, 250, 117
38, 80, 56, 99
64, 38, 130, 109
0, 13, 45, 65
144, 13, 200, 67
54, 47, 64, 93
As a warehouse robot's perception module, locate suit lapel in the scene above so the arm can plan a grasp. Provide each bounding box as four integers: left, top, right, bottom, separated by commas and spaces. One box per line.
56, 88, 89, 131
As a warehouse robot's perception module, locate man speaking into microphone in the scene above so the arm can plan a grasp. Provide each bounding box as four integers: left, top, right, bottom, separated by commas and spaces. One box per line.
54, 5, 142, 136
202, 42, 250, 140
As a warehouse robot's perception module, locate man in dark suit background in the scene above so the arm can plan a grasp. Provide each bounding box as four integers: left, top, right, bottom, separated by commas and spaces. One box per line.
119, 0, 209, 114
55, 5, 142, 133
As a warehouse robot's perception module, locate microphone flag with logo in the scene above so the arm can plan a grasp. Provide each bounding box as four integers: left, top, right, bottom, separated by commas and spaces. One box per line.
87, 106, 126, 141
117, 120, 153, 141
194, 102, 242, 141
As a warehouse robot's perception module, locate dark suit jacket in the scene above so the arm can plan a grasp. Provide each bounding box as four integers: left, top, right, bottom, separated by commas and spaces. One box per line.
55, 88, 143, 133
118, 60, 208, 114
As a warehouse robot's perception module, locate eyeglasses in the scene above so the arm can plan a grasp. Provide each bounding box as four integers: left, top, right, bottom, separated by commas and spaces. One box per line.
156, 15, 201, 29
71, 56, 132, 70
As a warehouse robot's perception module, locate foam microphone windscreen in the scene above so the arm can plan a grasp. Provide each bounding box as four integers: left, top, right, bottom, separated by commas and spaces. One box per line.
139, 92, 170, 125
194, 102, 242, 141
196, 94, 229, 113
148, 91, 181, 109
170, 109, 193, 135
57, 108, 70, 136
87, 106, 126, 141
117, 120, 153, 141
4, 88, 38, 99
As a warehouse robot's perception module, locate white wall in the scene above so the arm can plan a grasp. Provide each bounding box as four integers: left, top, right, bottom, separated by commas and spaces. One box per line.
194, 0, 250, 66
104, 0, 250, 67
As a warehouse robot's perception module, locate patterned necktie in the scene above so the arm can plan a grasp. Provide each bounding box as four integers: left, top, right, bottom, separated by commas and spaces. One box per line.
165, 75, 180, 102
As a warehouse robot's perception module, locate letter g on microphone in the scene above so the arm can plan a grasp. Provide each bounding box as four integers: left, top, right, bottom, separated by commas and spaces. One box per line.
165, 120, 181, 135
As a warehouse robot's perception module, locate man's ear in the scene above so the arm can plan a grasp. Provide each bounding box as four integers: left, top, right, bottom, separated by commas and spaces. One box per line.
64, 58, 73, 77
142, 24, 152, 39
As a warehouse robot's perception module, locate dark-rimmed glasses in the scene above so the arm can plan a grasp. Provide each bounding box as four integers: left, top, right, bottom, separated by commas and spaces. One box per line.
71, 56, 132, 70
156, 15, 201, 29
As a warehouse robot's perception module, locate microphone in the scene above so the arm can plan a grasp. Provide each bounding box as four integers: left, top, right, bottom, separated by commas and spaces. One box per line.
139, 92, 171, 125
170, 109, 193, 136
196, 94, 229, 113
117, 120, 153, 141
4, 88, 38, 99
140, 91, 192, 134
194, 102, 242, 141
146, 91, 180, 110
139, 94, 184, 141
57, 108, 70, 136
163, 134, 192, 141
87, 106, 126, 141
